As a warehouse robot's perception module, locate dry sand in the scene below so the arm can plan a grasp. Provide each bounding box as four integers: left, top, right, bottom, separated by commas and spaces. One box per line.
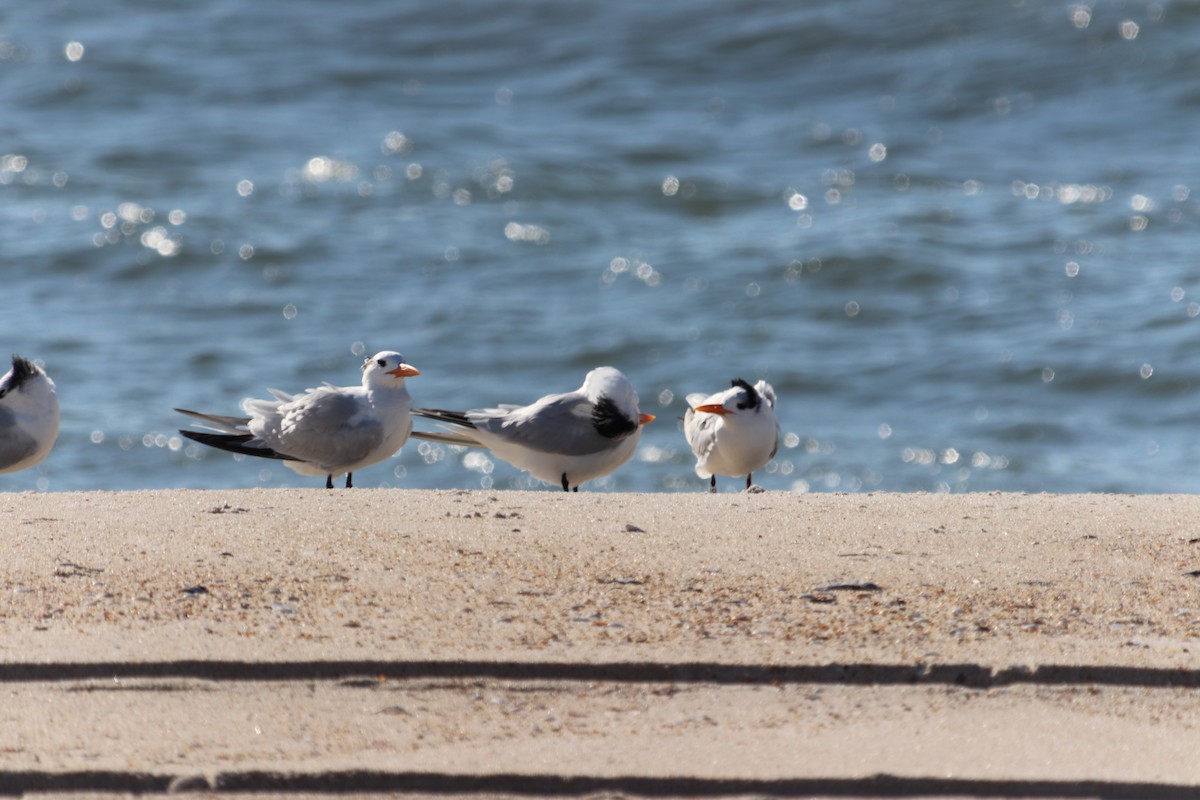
0, 489, 1198, 798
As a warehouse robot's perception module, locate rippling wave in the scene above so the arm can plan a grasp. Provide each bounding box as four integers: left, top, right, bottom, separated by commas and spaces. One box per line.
3, 0, 1200, 494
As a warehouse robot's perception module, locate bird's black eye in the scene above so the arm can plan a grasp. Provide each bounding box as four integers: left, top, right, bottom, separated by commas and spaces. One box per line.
376, 358, 387, 368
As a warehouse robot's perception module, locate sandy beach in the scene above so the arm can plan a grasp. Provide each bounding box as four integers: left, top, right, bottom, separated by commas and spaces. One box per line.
1, 489, 1198, 797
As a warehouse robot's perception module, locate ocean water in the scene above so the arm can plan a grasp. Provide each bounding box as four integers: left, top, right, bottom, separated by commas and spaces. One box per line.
3, 0, 1199, 494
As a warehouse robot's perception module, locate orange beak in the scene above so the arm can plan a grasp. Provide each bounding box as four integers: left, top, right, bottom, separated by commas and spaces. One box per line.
639, 413, 656, 425
388, 364, 420, 378
693, 403, 731, 416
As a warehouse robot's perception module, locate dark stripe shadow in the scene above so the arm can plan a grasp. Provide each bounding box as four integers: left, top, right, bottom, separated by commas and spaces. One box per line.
0, 770, 1196, 799
0, 660, 1197, 688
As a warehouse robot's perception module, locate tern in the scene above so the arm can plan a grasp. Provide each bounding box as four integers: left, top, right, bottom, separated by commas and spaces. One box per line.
684, 378, 779, 492
412, 366, 654, 491
177, 351, 419, 488
0, 355, 60, 475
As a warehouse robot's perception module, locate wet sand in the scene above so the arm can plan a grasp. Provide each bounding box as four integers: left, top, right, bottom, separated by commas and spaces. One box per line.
1, 489, 1198, 797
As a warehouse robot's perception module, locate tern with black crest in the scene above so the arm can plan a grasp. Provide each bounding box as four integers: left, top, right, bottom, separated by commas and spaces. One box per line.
412, 366, 654, 491
684, 378, 779, 492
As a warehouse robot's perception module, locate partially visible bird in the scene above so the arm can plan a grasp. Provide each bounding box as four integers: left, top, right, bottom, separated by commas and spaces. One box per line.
684, 378, 779, 492
411, 366, 654, 491
0, 355, 60, 475
177, 351, 420, 488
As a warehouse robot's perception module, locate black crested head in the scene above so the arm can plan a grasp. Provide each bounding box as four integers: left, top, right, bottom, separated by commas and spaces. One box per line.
730, 377, 760, 411
592, 395, 639, 440
1, 355, 37, 397
11, 355, 37, 383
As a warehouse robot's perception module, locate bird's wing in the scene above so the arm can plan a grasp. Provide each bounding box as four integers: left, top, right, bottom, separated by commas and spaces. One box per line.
269, 389, 383, 466
754, 381, 777, 409
412, 407, 475, 428
177, 430, 299, 461
175, 407, 252, 434
683, 405, 720, 459
0, 406, 37, 471
410, 429, 483, 447
472, 394, 615, 456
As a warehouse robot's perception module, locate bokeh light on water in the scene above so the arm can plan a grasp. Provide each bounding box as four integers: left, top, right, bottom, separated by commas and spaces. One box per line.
3, 1, 1200, 493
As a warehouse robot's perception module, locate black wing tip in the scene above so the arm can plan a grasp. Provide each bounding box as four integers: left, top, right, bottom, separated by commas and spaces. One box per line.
178, 429, 299, 462
412, 407, 476, 428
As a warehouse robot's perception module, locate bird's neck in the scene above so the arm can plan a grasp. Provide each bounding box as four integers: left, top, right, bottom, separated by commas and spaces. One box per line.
364, 383, 409, 402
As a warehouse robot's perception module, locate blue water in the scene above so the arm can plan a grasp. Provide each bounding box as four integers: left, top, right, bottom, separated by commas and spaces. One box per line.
4, 0, 1200, 493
